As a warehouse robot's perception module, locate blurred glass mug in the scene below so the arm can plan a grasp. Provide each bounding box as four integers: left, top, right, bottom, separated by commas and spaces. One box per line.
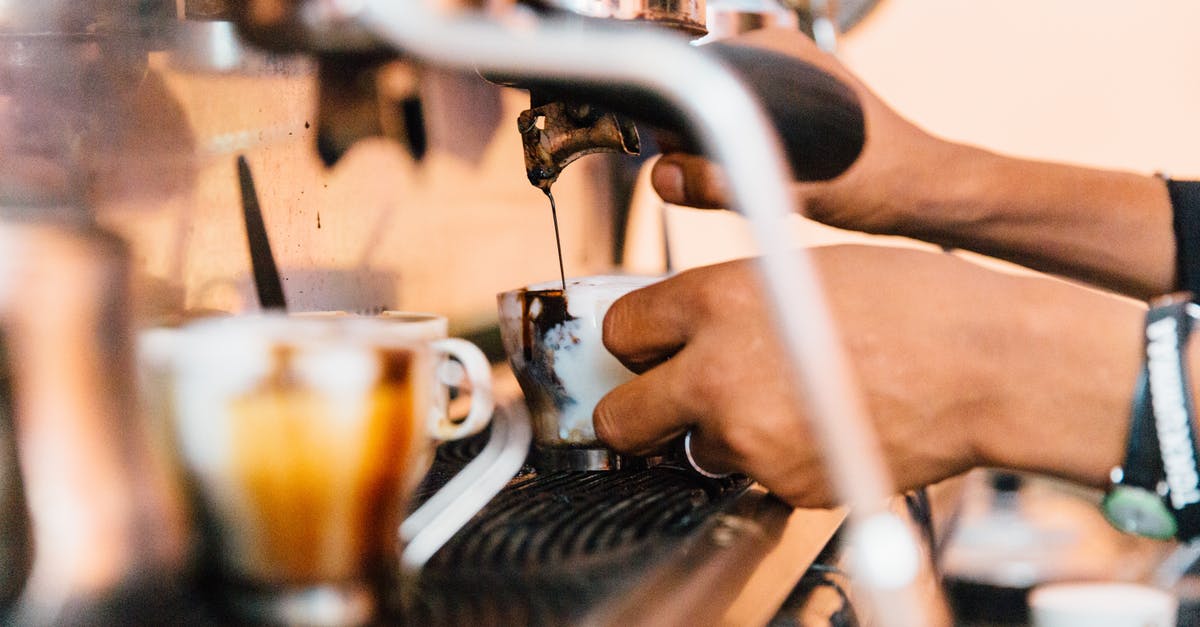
498, 275, 660, 469
145, 313, 497, 625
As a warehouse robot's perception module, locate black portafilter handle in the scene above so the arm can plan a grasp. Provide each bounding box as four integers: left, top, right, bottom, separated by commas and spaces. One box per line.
505, 40, 866, 182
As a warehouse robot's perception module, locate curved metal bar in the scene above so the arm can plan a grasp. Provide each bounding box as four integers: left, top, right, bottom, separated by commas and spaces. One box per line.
400, 401, 533, 570
348, 2, 940, 623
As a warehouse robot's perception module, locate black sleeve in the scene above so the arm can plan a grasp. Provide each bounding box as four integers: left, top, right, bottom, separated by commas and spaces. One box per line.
1167, 179, 1200, 296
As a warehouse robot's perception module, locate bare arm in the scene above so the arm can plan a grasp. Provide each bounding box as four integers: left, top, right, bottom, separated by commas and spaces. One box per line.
596, 245, 1149, 507
651, 28, 1176, 300
827, 143, 1174, 300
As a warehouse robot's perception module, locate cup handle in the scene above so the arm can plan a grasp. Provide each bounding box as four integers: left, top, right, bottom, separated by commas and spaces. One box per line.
428, 338, 494, 440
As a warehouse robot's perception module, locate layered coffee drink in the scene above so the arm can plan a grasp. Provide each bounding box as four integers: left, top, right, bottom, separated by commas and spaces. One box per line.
154, 313, 496, 625
498, 275, 660, 464
220, 346, 419, 584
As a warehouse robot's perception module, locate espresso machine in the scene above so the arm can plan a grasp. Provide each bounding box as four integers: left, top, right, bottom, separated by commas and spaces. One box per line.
0, 0, 944, 624
219, 3, 941, 626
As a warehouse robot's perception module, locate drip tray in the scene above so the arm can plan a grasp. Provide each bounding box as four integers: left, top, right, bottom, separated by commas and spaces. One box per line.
401, 430, 843, 626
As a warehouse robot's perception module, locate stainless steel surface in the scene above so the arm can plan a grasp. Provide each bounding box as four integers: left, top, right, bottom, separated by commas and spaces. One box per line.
344, 1, 940, 624
544, 0, 708, 36
0, 220, 190, 624
588, 487, 844, 626
697, 0, 799, 44
532, 446, 626, 470
0, 0, 159, 212
0, 5, 188, 618
0, 0, 141, 35
518, 100, 640, 191
404, 446, 813, 625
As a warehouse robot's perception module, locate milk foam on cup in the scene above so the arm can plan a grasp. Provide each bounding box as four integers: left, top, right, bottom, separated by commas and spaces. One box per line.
499, 275, 661, 447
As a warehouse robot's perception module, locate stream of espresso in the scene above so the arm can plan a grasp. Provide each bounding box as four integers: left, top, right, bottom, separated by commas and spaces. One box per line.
544, 189, 567, 291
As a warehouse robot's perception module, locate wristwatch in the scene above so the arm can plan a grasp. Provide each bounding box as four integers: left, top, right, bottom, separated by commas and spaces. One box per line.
1103, 294, 1200, 541
1102, 367, 1176, 539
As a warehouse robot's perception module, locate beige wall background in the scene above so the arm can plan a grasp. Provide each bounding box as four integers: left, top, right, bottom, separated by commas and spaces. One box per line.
847, 0, 1200, 174
652, 0, 1200, 270
96, 51, 614, 334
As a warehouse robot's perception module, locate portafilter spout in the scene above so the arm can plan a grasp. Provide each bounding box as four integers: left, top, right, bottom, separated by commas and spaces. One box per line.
518, 96, 641, 191
504, 0, 862, 192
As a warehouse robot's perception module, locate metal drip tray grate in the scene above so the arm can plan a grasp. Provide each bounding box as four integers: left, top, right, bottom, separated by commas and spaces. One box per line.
401, 436, 749, 625
427, 468, 733, 571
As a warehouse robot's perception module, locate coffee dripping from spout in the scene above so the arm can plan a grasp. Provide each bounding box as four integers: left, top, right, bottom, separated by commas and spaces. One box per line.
517, 95, 641, 289
509, 8, 683, 294
517, 96, 641, 192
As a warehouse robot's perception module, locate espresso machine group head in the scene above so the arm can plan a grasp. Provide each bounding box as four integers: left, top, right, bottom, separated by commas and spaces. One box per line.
510, 0, 705, 190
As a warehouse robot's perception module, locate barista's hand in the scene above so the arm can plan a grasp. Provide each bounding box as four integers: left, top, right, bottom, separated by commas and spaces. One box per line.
594, 245, 1142, 508
652, 28, 945, 237
651, 28, 1176, 299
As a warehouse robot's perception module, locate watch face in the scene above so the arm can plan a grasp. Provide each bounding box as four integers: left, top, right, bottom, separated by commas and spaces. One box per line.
1103, 486, 1177, 540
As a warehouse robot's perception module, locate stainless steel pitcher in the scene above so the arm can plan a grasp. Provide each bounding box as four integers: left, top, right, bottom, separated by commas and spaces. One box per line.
0, 218, 192, 624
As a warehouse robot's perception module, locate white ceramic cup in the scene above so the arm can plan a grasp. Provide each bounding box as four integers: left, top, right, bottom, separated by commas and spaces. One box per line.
142, 313, 496, 624
1028, 582, 1178, 627
497, 275, 661, 450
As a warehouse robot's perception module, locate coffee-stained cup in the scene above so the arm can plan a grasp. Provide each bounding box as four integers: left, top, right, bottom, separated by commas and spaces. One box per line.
498, 275, 660, 454
148, 313, 495, 625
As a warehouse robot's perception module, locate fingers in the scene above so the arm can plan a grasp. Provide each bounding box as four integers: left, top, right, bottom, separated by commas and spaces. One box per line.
650, 153, 730, 209
603, 279, 696, 372
593, 353, 697, 456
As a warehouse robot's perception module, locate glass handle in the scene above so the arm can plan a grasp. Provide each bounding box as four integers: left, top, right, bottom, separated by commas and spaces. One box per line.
429, 338, 494, 440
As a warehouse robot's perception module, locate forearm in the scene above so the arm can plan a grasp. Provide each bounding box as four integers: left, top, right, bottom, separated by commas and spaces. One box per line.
972, 272, 1139, 486
907, 143, 1175, 300
655, 28, 1179, 299
817, 246, 1141, 492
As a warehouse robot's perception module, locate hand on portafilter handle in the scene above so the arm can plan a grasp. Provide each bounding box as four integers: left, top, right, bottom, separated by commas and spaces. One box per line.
650, 27, 1178, 300
649, 27, 939, 227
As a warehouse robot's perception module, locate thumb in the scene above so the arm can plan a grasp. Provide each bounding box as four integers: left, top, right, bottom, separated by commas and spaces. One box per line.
651, 153, 730, 209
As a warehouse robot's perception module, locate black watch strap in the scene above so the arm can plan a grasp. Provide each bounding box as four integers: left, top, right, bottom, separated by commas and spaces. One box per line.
1166, 179, 1200, 297
1145, 296, 1200, 540
1119, 366, 1162, 490
1105, 362, 1177, 540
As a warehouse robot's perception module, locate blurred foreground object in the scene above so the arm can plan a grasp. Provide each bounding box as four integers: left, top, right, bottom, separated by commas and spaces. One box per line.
2, 2, 192, 620
0, 219, 191, 624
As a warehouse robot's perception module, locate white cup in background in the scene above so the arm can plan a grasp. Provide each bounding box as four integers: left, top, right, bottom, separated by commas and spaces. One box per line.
140, 313, 498, 625
1029, 582, 1177, 627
